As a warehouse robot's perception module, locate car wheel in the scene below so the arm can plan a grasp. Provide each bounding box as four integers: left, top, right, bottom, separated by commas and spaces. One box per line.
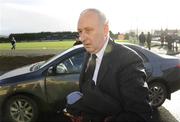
148, 82, 167, 108
4, 95, 38, 122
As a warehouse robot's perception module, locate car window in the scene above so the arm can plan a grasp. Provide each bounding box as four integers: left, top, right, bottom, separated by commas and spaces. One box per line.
56, 52, 85, 74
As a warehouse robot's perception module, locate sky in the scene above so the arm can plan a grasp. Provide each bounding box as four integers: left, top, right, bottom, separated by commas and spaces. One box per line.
1, 0, 180, 36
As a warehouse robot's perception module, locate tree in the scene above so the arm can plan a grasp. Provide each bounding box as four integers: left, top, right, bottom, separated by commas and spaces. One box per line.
109, 30, 118, 39
124, 33, 129, 40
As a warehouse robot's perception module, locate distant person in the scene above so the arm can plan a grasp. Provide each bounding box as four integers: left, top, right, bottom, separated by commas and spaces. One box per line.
146, 32, 152, 50
73, 37, 82, 46
11, 37, 16, 50
160, 33, 165, 48
165, 33, 173, 51
139, 32, 146, 46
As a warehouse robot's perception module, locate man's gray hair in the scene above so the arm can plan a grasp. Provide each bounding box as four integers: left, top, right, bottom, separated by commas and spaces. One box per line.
80, 8, 108, 25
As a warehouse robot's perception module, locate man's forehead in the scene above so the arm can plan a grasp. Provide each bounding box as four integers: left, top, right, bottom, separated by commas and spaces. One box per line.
78, 14, 99, 26
77, 18, 94, 29
80, 9, 97, 16
79, 11, 99, 21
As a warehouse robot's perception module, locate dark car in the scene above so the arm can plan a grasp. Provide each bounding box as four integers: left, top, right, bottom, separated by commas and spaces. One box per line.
0, 45, 85, 122
123, 43, 180, 107
0, 43, 180, 122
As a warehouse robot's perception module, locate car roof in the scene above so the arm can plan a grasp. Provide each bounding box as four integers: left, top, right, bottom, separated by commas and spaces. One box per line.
117, 42, 162, 59
119, 42, 180, 62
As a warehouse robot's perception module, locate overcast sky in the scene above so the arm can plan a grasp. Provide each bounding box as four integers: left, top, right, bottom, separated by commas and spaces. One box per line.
1, 0, 180, 36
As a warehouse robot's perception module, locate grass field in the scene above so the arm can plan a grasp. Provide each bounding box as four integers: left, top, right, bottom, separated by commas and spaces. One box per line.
0, 40, 75, 50
0, 39, 135, 50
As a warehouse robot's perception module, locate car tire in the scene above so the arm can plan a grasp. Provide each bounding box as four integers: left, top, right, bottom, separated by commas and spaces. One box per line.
4, 95, 39, 122
148, 82, 167, 108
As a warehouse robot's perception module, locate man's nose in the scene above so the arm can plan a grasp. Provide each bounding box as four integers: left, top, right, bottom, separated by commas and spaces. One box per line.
79, 31, 87, 42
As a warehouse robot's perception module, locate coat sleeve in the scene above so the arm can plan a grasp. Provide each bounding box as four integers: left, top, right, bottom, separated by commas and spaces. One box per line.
67, 79, 122, 115
116, 53, 152, 121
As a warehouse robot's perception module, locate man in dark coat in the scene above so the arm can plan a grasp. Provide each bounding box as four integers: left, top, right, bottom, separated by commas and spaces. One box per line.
160, 33, 165, 48
139, 32, 146, 46
165, 33, 173, 51
66, 8, 152, 122
73, 35, 82, 46
146, 32, 152, 50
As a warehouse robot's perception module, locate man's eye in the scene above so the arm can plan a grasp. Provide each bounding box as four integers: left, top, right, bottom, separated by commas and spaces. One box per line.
78, 31, 82, 34
86, 29, 91, 33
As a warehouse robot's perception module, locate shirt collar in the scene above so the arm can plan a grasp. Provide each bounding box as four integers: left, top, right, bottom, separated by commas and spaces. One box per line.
95, 36, 109, 59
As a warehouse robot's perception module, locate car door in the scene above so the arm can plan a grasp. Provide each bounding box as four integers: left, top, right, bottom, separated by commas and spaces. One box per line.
45, 51, 85, 107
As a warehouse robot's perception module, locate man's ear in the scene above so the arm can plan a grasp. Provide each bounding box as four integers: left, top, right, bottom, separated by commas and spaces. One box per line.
104, 22, 109, 36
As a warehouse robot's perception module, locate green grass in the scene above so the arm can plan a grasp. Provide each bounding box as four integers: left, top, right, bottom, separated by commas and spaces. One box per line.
0, 40, 75, 50
0, 39, 137, 50
115, 39, 138, 44
115, 40, 129, 43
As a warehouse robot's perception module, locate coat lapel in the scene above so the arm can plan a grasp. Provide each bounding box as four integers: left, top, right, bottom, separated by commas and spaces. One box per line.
79, 52, 90, 91
96, 40, 114, 85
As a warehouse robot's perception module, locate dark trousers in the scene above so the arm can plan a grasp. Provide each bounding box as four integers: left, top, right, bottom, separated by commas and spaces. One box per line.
11, 45, 16, 50
82, 114, 105, 122
147, 42, 151, 50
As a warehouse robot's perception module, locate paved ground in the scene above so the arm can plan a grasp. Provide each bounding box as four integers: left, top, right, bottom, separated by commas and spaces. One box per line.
151, 46, 180, 56
163, 91, 180, 122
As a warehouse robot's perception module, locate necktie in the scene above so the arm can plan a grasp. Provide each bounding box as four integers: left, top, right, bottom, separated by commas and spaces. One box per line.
85, 54, 97, 81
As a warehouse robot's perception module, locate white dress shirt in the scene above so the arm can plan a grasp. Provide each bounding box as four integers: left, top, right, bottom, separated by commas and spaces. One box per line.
92, 37, 109, 85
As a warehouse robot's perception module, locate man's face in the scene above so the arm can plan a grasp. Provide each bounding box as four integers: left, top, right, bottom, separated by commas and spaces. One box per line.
77, 12, 108, 54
